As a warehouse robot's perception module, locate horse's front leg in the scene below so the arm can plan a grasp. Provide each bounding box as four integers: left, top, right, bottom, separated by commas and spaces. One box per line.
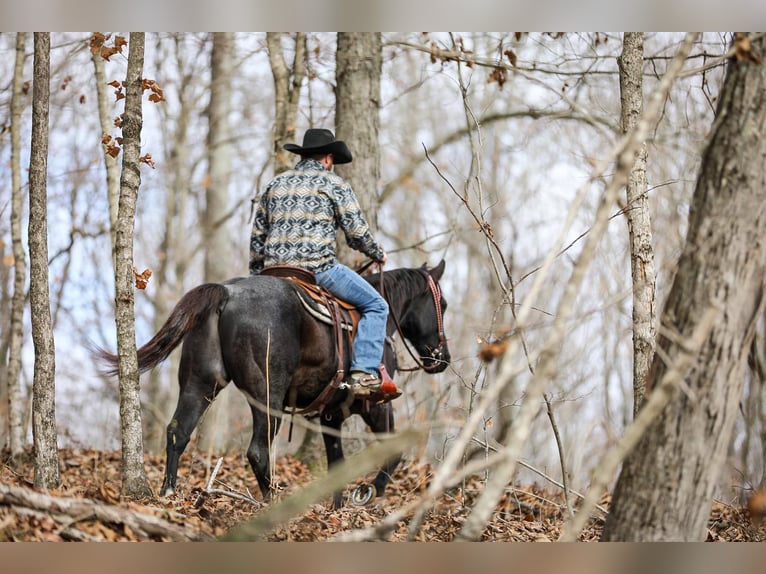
320, 411, 347, 508
361, 402, 401, 499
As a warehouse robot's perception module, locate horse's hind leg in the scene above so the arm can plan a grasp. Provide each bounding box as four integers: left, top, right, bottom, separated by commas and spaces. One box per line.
161, 374, 226, 496
245, 402, 282, 502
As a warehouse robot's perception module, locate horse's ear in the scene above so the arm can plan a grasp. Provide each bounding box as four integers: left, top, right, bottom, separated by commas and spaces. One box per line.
429, 259, 446, 281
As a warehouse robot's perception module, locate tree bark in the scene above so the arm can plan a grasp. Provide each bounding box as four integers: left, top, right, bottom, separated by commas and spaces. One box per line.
28, 32, 60, 489
204, 32, 234, 283
6, 32, 28, 463
602, 33, 766, 541
619, 32, 656, 417
335, 32, 382, 266
114, 32, 152, 499
267, 32, 306, 175
92, 38, 121, 265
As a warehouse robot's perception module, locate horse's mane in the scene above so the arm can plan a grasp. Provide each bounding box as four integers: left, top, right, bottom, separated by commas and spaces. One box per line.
367, 266, 428, 311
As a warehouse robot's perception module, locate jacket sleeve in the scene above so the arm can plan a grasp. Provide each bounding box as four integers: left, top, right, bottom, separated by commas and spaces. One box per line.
334, 182, 385, 261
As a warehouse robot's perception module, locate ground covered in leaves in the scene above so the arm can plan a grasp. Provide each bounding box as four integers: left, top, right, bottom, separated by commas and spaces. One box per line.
1, 447, 763, 542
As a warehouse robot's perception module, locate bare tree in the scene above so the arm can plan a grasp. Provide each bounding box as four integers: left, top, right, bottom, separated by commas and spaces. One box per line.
113, 32, 152, 499
335, 33, 383, 249
602, 33, 766, 541
619, 32, 656, 416
28, 32, 59, 489
204, 32, 234, 284
5, 32, 28, 463
267, 32, 306, 175
91, 34, 121, 262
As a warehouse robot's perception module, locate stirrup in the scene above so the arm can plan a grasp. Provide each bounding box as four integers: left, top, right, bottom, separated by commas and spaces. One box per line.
347, 371, 401, 401
347, 371, 382, 396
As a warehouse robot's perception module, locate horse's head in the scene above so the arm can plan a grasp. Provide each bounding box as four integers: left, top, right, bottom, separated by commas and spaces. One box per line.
396, 260, 451, 374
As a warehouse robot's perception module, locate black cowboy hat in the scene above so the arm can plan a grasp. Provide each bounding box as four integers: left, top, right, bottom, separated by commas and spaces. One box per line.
283, 128, 353, 164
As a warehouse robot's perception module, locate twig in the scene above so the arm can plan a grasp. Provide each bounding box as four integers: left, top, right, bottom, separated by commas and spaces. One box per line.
544, 393, 573, 520
194, 456, 224, 508
205, 488, 262, 507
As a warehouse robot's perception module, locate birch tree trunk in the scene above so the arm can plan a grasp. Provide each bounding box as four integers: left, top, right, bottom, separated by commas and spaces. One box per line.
114, 32, 152, 498
335, 32, 382, 265
267, 32, 306, 175
619, 32, 656, 416
602, 33, 766, 541
6, 32, 28, 463
28, 32, 60, 489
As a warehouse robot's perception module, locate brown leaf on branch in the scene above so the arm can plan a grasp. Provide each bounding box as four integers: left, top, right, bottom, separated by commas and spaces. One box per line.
488, 66, 507, 89
143, 79, 166, 103
132, 267, 152, 290
100, 46, 121, 61
89, 32, 106, 55
140, 154, 156, 169
477, 333, 511, 363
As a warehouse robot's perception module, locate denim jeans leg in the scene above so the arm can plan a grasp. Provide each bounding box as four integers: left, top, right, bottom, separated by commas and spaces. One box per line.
315, 264, 389, 376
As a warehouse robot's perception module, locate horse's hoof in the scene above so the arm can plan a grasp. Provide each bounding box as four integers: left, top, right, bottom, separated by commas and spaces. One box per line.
350, 483, 377, 506
160, 486, 176, 497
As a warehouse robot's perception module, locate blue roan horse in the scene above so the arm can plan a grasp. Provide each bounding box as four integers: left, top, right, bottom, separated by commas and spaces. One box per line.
97, 261, 450, 507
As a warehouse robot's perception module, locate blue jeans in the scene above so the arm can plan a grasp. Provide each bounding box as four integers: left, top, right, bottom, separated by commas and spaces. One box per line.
315, 263, 389, 377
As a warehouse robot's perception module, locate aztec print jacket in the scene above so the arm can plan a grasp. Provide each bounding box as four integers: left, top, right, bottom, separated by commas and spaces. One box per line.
249, 158, 385, 274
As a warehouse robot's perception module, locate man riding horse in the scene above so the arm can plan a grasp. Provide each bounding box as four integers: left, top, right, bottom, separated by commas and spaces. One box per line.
249, 128, 393, 398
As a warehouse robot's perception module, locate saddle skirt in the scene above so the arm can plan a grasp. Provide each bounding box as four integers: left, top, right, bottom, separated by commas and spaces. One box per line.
260, 265, 360, 334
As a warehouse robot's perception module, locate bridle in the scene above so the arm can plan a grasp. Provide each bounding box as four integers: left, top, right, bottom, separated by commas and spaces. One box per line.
375, 264, 448, 373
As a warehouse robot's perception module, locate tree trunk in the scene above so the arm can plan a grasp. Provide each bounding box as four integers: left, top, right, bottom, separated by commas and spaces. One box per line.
28, 32, 60, 489
619, 32, 656, 417
602, 33, 766, 541
204, 32, 234, 283
335, 32, 382, 266
114, 32, 152, 499
6, 32, 28, 463
92, 38, 121, 265
143, 34, 195, 452
267, 32, 306, 175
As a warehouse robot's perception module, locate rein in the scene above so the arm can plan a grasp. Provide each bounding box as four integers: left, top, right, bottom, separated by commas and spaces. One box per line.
373, 263, 447, 373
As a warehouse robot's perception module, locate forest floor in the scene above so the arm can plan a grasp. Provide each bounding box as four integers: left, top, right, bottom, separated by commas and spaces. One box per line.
1, 447, 764, 542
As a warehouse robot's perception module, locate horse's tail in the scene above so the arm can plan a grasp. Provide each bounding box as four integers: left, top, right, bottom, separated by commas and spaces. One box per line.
94, 283, 229, 377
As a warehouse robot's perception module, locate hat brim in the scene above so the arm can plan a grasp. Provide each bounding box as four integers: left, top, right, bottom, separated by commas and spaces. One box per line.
283, 140, 352, 164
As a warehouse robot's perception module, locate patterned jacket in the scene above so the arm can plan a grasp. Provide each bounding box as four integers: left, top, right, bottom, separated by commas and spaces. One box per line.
249, 158, 385, 274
